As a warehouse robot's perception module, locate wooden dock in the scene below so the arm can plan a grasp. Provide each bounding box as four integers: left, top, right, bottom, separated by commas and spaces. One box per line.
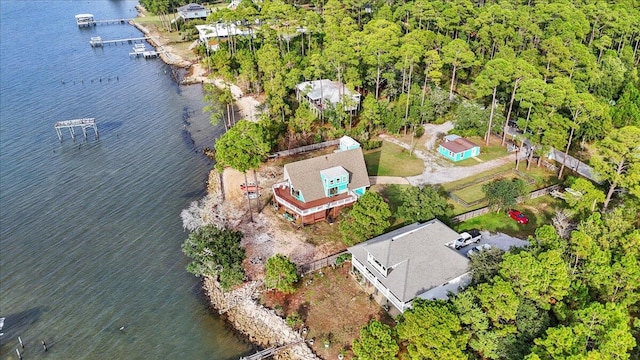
54, 118, 99, 141
239, 340, 304, 360
76, 14, 131, 27
90, 36, 148, 47
94, 18, 131, 25
129, 50, 159, 59
128, 43, 158, 59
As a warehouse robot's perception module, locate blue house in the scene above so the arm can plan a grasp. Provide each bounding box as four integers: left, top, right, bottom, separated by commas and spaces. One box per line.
438, 135, 480, 162
272, 136, 370, 225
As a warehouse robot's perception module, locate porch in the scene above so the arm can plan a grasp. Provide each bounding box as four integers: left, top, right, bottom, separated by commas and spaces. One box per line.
272, 181, 357, 225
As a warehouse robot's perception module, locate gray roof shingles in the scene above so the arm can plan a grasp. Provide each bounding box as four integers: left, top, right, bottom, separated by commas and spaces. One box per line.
348, 219, 469, 303
284, 148, 370, 203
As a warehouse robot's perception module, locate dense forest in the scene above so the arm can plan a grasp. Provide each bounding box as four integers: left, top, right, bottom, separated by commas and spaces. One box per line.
148, 0, 640, 358
141, 0, 638, 153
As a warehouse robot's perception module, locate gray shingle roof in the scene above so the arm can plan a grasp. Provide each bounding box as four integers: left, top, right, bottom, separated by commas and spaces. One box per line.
348, 219, 469, 303
284, 148, 369, 202
178, 3, 206, 12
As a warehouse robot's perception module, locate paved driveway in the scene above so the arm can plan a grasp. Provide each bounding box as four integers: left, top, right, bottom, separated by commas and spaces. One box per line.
452, 231, 530, 257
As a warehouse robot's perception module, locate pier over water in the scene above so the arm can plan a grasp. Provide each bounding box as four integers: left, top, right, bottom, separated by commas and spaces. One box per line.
76, 13, 131, 27
54, 118, 99, 141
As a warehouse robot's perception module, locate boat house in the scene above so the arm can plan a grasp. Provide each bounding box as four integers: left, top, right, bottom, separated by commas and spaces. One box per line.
438, 134, 480, 162
272, 136, 369, 226
75, 13, 95, 27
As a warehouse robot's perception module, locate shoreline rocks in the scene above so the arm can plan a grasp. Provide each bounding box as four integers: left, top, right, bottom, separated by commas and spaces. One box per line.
203, 278, 319, 360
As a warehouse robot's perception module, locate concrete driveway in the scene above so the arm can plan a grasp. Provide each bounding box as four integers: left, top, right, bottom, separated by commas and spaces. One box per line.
452, 231, 530, 257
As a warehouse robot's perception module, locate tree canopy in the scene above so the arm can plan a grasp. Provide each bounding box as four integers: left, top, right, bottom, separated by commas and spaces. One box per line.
396, 185, 450, 224
339, 191, 391, 245
352, 320, 399, 360
181, 225, 245, 291
482, 178, 526, 212
265, 254, 298, 294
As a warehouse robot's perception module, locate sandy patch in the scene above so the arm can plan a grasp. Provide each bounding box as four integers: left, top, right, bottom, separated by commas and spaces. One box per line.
131, 20, 262, 122
217, 165, 332, 280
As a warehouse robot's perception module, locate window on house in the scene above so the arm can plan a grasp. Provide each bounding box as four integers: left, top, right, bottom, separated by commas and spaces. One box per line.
329, 187, 338, 196
342, 175, 347, 183
292, 188, 301, 198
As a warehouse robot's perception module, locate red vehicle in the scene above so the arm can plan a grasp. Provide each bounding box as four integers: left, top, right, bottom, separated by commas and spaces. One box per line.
508, 209, 529, 224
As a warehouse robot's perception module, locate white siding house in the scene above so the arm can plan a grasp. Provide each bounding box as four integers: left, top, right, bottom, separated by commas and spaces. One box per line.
348, 219, 472, 313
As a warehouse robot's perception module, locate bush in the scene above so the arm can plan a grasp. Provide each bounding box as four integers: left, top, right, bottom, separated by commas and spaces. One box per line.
335, 253, 352, 265
286, 312, 304, 328
362, 139, 383, 150
414, 126, 425, 138
265, 254, 299, 293
181, 225, 246, 291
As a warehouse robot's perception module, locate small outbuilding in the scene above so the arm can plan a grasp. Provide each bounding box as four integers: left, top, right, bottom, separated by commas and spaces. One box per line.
438, 134, 480, 162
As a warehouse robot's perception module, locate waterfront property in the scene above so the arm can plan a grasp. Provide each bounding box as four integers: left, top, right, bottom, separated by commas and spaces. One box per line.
177, 3, 212, 21
272, 136, 369, 226
348, 219, 471, 314
295, 79, 361, 118
438, 134, 480, 162
196, 23, 253, 51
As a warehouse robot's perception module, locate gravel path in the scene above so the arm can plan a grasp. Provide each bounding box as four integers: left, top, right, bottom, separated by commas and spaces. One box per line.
380, 123, 519, 186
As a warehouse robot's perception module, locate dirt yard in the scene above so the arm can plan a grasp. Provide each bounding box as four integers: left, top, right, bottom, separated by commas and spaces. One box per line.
218, 161, 346, 281
260, 263, 395, 360
216, 159, 392, 359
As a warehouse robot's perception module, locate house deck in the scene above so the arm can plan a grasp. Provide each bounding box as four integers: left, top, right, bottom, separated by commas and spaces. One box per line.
272, 182, 357, 224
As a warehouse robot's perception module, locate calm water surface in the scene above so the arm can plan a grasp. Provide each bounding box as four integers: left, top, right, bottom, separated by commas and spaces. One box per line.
0, 1, 251, 358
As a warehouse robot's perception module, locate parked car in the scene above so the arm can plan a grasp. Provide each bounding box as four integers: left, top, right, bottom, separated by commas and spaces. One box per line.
467, 244, 493, 257
508, 209, 529, 224
453, 230, 482, 249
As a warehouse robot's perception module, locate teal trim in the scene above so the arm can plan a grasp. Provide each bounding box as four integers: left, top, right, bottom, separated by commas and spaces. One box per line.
438, 144, 480, 162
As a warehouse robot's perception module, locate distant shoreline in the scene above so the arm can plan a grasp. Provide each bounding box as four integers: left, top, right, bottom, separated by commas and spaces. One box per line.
130, 8, 261, 121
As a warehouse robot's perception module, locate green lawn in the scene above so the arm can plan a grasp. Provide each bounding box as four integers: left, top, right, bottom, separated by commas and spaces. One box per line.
455, 195, 564, 238
442, 164, 514, 191
461, 147, 509, 165
364, 142, 424, 177
453, 182, 489, 204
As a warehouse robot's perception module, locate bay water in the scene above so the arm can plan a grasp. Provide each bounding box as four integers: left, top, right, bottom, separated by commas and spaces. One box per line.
0, 1, 251, 358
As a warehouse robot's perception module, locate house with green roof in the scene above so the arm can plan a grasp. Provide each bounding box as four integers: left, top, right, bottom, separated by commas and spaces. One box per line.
348, 219, 471, 314
272, 136, 370, 226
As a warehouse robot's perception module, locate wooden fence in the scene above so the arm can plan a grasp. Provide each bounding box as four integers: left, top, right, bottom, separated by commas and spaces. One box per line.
449, 168, 539, 208
297, 251, 348, 275
451, 184, 562, 223
268, 139, 340, 159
